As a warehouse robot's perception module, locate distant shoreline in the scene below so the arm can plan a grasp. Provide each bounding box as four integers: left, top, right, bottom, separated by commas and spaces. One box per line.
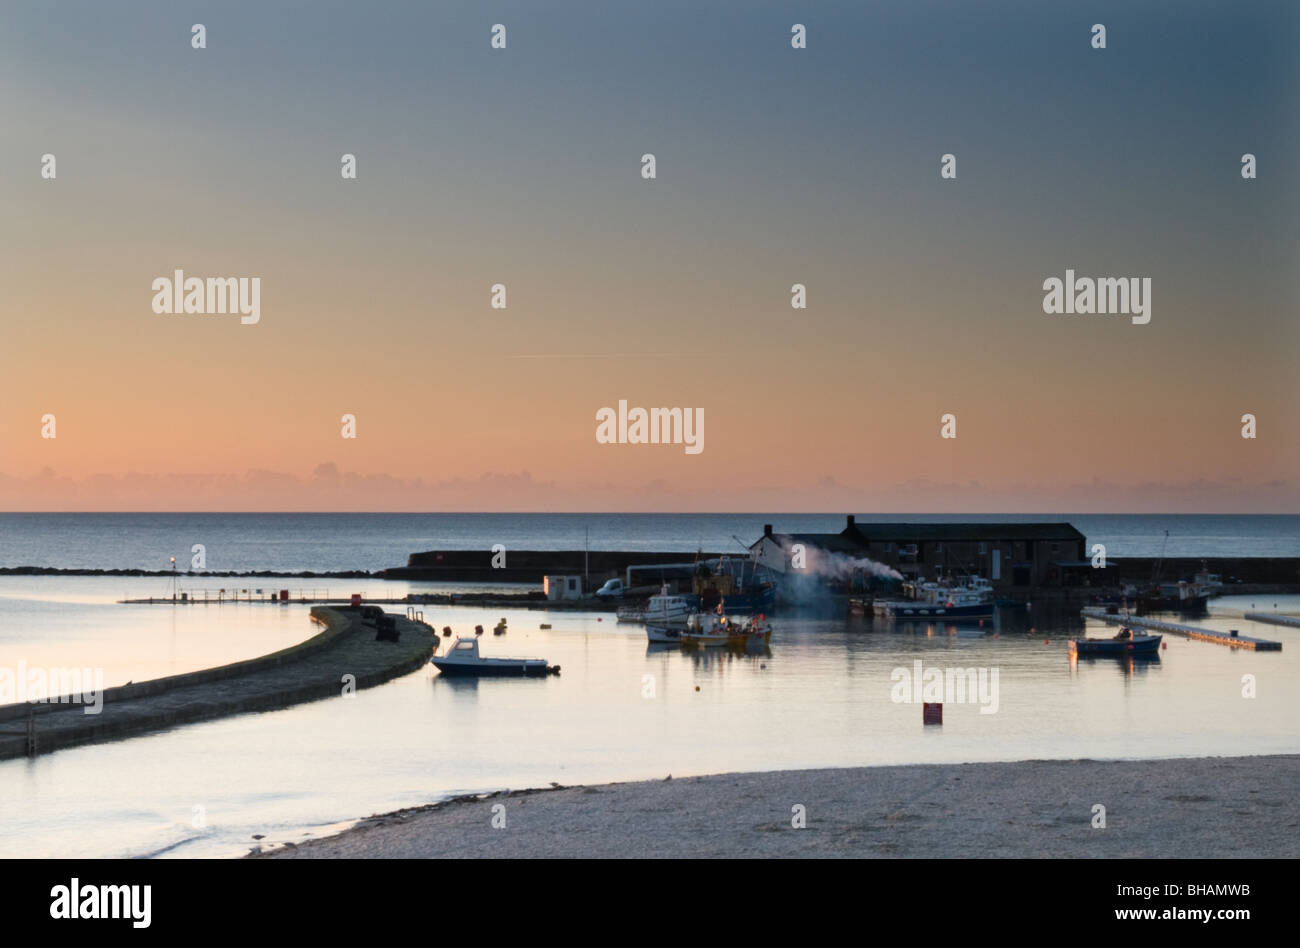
254, 754, 1300, 859
0, 567, 380, 578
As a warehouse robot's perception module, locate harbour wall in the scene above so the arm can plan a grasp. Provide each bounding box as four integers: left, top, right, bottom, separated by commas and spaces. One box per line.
388, 549, 728, 584
387, 551, 1300, 590
0, 607, 437, 760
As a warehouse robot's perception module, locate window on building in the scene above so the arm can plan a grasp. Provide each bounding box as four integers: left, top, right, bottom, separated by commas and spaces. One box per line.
979, 542, 986, 554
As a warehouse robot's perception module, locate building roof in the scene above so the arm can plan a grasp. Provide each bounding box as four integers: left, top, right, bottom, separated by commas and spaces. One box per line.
755, 532, 867, 555
849, 522, 1084, 543
751, 518, 1085, 552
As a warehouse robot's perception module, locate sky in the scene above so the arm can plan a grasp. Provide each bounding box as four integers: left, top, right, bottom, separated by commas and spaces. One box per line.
1, 0, 1297, 512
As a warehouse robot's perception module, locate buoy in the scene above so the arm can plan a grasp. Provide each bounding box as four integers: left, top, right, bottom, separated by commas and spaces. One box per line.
1044, 639, 1049, 645
1161, 642, 1167, 650
695, 685, 700, 691
597, 617, 602, 622
475, 625, 484, 636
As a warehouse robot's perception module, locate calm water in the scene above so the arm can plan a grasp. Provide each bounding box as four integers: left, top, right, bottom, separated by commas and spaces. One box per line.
1, 513, 1298, 571
0, 575, 1296, 858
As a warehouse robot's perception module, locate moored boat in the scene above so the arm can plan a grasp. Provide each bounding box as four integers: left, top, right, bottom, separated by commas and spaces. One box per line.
874, 578, 995, 619
1193, 569, 1224, 598
1069, 627, 1162, 657
691, 555, 777, 614
646, 622, 684, 644
431, 636, 560, 677
678, 611, 771, 649
645, 588, 699, 625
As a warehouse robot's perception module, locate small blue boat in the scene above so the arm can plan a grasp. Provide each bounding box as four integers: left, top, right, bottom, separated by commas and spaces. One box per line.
1069, 628, 1162, 657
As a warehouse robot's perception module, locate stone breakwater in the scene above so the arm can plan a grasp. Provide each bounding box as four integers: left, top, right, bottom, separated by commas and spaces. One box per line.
0, 607, 437, 761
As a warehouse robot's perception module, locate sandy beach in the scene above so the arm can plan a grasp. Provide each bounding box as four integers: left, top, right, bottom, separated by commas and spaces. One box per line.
257, 754, 1300, 858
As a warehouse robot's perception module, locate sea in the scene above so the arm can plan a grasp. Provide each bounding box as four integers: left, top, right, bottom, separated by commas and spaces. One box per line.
0, 513, 1297, 858
1, 512, 1299, 572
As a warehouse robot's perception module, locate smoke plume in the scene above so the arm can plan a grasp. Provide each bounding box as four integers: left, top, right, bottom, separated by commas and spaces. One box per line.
789, 544, 904, 581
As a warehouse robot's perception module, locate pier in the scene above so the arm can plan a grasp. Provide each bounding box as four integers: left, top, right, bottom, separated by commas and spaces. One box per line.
1080, 608, 1283, 650
0, 607, 437, 761
116, 591, 618, 611
1243, 612, 1300, 629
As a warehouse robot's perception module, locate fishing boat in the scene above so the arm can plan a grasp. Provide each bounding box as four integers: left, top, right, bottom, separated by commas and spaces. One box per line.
677, 612, 734, 647
622, 585, 701, 626
874, 578, 995, 619
679, 611, 771, 649
430, 636, 560, 677
645, 622, 684, 644
1193, 568, 1224, 598
1142, 530, 1210, 612
1069, 627, 1162, 657
645, 587, 699, 625
691, 555, 777, 614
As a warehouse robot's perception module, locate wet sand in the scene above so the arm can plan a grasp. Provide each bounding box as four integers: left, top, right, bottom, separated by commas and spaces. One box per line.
256, 753, 1300, 858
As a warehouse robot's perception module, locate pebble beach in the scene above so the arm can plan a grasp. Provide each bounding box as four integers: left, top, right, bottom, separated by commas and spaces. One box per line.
257, 754, 1300, 859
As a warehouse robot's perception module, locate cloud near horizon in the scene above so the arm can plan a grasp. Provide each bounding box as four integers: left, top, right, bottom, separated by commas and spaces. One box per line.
1, 465, 1296, 513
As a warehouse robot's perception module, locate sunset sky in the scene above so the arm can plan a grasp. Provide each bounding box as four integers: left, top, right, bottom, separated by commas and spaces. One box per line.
1, 0, 1297, 512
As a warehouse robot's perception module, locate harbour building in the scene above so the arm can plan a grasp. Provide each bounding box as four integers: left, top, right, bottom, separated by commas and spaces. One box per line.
750, 516, 1087, 591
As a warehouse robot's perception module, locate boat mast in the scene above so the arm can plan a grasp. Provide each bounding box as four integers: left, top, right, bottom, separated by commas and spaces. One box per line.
1151, 530, 1169, 587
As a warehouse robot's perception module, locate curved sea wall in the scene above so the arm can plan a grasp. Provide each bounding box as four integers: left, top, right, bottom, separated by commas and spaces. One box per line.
0, 607, 437, 760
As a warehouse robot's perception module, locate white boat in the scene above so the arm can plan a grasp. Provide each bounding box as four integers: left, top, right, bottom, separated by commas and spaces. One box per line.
431, 637, 560, 677
646, 622, 683, 643
645, 589, 697, 625
1157, 580, 1211, 604
1193, 570, 1224, 598
642, 585, 700, 641
627, 585, 697, 625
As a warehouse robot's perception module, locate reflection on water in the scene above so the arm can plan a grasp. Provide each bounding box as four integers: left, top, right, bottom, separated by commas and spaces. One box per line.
0, 579, 1296, 858
1069, 651, 1163, 679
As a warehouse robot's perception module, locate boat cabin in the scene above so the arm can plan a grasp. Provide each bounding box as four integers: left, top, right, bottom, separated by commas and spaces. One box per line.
450, 637, 480, 657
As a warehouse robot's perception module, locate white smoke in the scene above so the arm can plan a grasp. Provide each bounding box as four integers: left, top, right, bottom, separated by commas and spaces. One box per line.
790, 545, 903, 582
